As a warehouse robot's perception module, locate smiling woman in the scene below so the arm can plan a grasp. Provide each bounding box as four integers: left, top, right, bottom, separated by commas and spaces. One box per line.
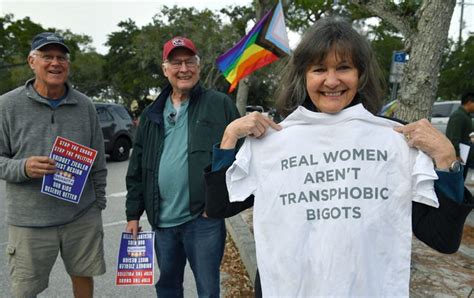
205, 16, 472, 297
305, 51, 359, 114
275, 17, 384, 117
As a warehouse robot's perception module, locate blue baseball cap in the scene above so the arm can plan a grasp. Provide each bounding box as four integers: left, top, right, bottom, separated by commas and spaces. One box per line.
31, 32, 70, 53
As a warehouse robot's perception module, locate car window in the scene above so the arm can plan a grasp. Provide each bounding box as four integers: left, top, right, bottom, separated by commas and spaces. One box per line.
432, 103, 456, 117
96, 107, 113, 121
113, 106, 132, 120
450, 104, 461, 114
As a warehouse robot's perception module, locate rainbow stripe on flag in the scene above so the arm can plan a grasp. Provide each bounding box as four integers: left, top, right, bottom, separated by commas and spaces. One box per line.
216, 1, 290, 92
379, 100, 398, 117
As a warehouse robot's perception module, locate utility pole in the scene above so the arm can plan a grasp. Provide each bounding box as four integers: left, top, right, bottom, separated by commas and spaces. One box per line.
459, 0, 465, 46
458, 0, 474, 46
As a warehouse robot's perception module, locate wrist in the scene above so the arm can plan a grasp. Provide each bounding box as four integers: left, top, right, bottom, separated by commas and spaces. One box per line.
23, 159, 31, 179
433, 150, 457, 169
435, 160, 462, 173
220, 130, 239, 149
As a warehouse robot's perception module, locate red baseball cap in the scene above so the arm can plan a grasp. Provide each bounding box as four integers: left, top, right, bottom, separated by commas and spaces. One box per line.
162, 36, 198, 61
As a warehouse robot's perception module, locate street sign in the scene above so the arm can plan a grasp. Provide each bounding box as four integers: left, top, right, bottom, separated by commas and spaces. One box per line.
394, 52, 406, 63
389, 51, 407, 83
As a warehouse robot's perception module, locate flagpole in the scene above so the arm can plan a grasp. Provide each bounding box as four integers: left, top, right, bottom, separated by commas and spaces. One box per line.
234, 1, 272, 115
235, 0, 279, 115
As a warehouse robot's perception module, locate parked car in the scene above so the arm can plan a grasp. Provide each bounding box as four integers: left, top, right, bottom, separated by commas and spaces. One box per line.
432, 101, 474, 135
430, 101, 461, 134
94, 102, 135, 161
381, 100, 472, 134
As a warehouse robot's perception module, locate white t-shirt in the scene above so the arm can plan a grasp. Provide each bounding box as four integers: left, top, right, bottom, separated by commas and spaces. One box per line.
226, 104, 438, 297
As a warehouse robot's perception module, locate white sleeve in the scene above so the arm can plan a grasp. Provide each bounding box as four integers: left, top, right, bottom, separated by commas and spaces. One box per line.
411, 150, 439, 207
225, 139, 257, 202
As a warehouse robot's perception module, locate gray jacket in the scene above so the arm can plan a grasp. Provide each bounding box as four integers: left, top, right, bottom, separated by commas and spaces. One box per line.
0, 79, 107, 227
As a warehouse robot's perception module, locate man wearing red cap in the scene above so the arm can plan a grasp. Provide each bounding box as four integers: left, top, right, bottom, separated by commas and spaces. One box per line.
0, 32, 107, 297
125, 36, 240, 297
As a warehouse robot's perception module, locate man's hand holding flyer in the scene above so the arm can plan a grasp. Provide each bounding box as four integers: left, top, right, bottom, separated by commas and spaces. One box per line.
41, 136, 97, 203
116, 232, 155, 286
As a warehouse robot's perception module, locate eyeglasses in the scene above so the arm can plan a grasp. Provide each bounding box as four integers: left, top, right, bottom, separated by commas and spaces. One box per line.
35, 54, 69, 64
165, 58, 198, 70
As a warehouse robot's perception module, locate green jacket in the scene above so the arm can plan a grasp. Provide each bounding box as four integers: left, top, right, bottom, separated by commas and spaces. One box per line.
125, 82, 240, 228
446, 106, 472, 157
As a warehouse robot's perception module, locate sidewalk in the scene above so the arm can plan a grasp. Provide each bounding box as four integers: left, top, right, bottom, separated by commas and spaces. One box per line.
410, 214, 473, 297
226, 209, 474, 296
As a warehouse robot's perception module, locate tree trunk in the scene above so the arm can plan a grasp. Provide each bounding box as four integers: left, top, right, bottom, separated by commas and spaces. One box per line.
350, 0, 456, 122
397, 0, 456, 122
236, 78, 250, 116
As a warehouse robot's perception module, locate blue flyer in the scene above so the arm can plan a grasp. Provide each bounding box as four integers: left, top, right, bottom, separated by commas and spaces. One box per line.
116, 231, 155, 286
41, 136, 97, 204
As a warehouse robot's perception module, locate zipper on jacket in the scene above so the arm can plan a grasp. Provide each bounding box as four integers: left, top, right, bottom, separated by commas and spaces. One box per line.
51, 111, 55, 124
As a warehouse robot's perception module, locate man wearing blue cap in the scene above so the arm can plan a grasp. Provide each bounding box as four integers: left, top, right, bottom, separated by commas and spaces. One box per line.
0, 32, 107, 297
